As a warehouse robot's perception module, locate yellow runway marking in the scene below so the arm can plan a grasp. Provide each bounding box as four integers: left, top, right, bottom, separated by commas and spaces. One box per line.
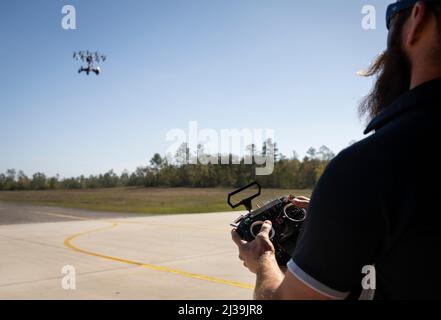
64, 221, 254, 290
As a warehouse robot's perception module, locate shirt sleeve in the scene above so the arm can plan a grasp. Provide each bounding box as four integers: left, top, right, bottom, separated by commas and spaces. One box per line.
289, 147, 387, 299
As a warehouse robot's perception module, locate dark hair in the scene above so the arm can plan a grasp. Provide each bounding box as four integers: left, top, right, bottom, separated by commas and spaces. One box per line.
358, 9, 413, 120
359, 3, 441, 121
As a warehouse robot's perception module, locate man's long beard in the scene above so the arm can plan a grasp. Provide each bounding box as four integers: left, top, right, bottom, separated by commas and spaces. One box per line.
359, 37, 411, 121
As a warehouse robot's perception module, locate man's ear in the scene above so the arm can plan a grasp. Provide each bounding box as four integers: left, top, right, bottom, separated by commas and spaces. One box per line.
405, 1, 429, 47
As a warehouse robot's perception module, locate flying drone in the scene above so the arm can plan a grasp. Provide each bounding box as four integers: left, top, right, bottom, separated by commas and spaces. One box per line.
73, 51, 107, 75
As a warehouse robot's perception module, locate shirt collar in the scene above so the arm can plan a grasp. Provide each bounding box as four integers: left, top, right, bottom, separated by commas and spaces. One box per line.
364, 77, 441, 135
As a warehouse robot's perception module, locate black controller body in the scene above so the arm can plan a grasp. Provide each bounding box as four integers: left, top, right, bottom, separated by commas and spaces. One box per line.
229, 183, 307, 266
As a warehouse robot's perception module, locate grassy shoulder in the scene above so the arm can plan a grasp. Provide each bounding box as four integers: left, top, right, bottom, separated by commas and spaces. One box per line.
0, 187, 312, 214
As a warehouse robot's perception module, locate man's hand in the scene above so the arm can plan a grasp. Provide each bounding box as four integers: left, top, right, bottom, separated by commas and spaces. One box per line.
231, 196, 310, 274
291, 196, 310, 209
231, 220, 275, 274
231, 197, 333, 300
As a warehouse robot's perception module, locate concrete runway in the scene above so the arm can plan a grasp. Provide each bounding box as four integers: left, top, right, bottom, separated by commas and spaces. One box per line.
0, 202, 255, 300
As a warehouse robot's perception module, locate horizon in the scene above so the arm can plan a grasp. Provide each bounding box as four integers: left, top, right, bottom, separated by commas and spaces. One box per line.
0, 140, 336, 179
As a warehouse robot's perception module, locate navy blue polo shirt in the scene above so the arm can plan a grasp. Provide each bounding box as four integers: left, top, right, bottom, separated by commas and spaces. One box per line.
289, 78, 441, 300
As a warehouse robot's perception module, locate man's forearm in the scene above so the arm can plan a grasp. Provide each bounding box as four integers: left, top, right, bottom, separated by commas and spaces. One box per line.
254, 253, 285, 300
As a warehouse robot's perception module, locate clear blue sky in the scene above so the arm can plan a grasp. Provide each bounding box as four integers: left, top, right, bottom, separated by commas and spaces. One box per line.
0, 0, 390, 178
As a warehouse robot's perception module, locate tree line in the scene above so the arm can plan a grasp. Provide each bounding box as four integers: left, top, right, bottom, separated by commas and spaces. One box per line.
0, 142, 336, 191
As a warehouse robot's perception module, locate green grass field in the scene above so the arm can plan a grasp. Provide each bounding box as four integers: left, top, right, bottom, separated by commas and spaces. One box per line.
0, 187, 312, 214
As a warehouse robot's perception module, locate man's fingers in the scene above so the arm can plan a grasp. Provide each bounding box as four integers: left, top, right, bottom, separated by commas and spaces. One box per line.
231, 229, 247, 246
293, 197, 309, 209
293, 198, 309, 204
258, 220, 272, 239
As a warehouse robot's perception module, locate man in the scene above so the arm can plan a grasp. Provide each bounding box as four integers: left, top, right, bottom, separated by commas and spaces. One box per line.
232, 0, 441, 300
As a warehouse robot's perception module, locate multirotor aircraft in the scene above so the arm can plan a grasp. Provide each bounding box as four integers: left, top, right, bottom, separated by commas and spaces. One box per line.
73, 51, 107, 75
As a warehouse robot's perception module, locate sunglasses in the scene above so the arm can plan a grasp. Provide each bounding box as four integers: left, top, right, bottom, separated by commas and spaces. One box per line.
386, 0, 441, 30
